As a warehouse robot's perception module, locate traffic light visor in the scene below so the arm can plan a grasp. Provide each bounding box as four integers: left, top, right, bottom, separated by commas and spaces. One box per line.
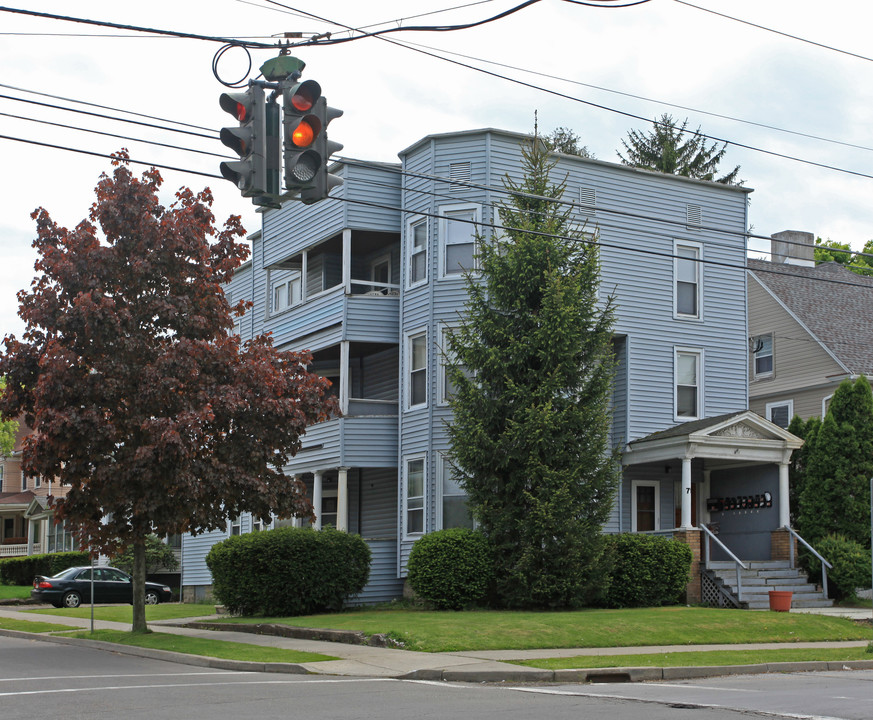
219, 92, 250, 122
289, 80, 321, 112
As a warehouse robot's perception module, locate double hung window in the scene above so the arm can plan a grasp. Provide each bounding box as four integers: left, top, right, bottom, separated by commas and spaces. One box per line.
408, 332, 428, 409
408, 219, 428, 287
674, 242, 702, 319
675, 349, 701, 420
439, 204, 480, 277
753, 334, 773, 378
405, 456, 425, 536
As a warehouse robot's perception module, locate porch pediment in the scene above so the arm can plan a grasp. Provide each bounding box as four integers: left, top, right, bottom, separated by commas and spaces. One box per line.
623, 411, 802, 467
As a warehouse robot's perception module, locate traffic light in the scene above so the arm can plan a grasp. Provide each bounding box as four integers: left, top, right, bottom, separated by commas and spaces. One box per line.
300, 97, 344, 205
282, 80, 322, 194
219, 84, 267, 198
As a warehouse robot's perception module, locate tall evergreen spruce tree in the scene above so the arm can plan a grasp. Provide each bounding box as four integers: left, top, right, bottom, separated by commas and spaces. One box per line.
796, 376, 873, 548
445, 133, 620, 609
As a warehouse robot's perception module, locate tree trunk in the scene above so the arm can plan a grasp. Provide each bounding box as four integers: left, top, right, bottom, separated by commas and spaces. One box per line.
131, 538, 148, 633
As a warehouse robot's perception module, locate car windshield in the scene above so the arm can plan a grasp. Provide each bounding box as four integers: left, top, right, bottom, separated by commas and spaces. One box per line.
49, 567, 83, 580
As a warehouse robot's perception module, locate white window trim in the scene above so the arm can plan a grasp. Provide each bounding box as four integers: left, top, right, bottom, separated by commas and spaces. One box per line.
436, 452, 475, 531
631, 480, 660, 533
673, 240, 703, 320
406, 216, 428, 289
269, 271, 302, 316
405, 329, 428, 411
752, 333, 774, 380
674, 347, 703, 422
403, 453, 427, 540
766, 399, 794, 428
438, 203, 481, 279
229, 516, 242, 536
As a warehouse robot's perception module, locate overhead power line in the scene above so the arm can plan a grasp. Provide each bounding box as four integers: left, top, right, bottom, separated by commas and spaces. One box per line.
3, 134, 872, 291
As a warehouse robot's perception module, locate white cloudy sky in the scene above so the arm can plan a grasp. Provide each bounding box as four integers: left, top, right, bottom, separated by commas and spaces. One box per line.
2, 0, 871, 339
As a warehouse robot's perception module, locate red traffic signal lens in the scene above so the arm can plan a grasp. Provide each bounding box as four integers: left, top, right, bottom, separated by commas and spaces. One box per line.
292, 120, 315, 148
235, 101, 247, 122
291, 85, 318, 112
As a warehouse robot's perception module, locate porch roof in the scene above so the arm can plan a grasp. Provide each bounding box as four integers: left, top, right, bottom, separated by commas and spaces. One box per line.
623, 411, 803, 467
0, 490, 35, 511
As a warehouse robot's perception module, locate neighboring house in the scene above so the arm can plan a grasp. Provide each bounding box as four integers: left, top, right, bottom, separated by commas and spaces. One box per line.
748, 231, 873, 425
0, 421, 73, 559
181, 128, 804, 604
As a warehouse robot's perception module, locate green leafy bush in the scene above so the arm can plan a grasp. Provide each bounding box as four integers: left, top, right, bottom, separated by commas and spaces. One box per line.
111, 534, 179, 574
0, 551, 91, 586
803, 533, 872, 601
601, 534, 691, 608
406, 528, 494, 610
206, 526, 371, 616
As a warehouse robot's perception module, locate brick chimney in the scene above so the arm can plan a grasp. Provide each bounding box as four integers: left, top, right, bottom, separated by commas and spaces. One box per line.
771, 230, 815, 267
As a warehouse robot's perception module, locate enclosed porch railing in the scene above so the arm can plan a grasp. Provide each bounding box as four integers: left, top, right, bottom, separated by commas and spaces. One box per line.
784, 525, 832, 600
699, 524, 748, 600
0, 543, 41, 558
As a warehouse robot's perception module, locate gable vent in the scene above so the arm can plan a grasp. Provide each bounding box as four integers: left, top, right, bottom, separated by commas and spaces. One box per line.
686, 204, 702, 229
579, 186, 596, 213
449, 161, 472, 184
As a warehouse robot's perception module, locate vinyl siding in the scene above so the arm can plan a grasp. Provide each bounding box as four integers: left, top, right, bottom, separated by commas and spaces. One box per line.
748, 272, 846, 416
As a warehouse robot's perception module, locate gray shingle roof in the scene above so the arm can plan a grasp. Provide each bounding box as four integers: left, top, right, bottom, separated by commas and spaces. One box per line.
748, 259, 873, 375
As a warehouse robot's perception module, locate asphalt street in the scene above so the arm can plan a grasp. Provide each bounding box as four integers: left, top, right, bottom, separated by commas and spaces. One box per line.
3, 634, 873, 720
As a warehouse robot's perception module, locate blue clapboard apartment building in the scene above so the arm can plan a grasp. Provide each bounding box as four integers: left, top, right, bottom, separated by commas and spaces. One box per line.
181, 128, 814, 608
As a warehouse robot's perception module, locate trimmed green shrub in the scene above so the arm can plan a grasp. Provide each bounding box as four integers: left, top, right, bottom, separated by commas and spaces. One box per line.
803, 533, 872, 601
406, 528, 494, 610
601, 534, 692, 608
206, 526, 371, 616
0, 551, 91, 586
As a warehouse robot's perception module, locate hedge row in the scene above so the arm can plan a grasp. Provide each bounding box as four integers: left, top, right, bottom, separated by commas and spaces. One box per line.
406, 530, 691, 610
0, 551, 91, 586
206, 526, 371, 616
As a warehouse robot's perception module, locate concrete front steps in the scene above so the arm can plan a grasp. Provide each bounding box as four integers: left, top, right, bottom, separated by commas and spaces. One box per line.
708, 560, 833, 610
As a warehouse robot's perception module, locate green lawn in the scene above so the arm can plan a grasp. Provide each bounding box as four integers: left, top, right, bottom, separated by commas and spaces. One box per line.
0, 585, 31, 600
514, 646, 873, 670
0, 617, 79, 633
27, 602, 218, 623
215, 606, 871, 653
60, 629, 336, 664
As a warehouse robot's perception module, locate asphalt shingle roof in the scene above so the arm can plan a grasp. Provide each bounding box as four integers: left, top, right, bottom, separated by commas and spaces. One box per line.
748, 259, 873, 375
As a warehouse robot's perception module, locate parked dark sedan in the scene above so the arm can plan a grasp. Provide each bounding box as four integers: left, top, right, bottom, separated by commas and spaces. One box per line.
31, 566, 172, 608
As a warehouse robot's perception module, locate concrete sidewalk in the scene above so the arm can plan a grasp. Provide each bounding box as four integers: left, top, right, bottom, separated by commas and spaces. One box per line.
2, 605, 872, 683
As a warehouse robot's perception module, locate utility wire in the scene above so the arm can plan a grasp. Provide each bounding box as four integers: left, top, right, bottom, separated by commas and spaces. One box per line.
4, 133, 872, 291
0, 6, 279, 48
674, 0, 873, 64
388, 37, 873, 155
0, 83, 216, 134
273, 2, 873, 182
2, 112, 229, 159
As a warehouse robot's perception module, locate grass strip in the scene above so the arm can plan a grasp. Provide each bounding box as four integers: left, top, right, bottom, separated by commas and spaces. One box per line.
513, 646, 873, 669
0, 585, 31, 600
0, 617, 79, 633
60, 629, 337, 664
27, 602, 218, 623
213, 606, 871, 653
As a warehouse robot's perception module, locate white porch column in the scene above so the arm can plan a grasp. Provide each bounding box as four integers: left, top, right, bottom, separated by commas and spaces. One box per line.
778, 461, 790, 528
339, 341, 350, 416
681, 455, 693, 529
313, 471, 324, 530
26, 520, 33, 555
337, 467, 349, 532
342, 229, 352, 294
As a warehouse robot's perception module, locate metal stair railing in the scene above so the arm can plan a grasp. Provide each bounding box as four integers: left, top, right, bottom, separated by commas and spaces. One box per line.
699, 524, 748, 602
784, 525, 833, 600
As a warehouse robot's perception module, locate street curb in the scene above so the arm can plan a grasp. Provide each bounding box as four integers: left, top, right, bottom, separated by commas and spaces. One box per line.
175, 620, 395, 647
0, 627, 309, 674
4, 627, 873, 683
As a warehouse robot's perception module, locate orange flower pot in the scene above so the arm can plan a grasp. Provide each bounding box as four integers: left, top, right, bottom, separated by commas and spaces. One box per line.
768, 590, 792, 612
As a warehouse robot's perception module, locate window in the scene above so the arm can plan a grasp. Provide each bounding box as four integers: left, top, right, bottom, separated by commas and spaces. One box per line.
438, 325, 473, 404
251, 515, 272, 533
438, 455, 473, 530
407, 331, 428, 409
0, 465, 4, 492
753, 334, 773, 378
230, 516, 241, 536
408, 218, 428, 287
320, 494, 338, 529
675, 349, 702, 420
439, 204, 480, 277
404, 456, 426, 537
271, 273, 301, 313
674, 242, 702, 318
632, 480, 659, 532
766, 400, 793, 429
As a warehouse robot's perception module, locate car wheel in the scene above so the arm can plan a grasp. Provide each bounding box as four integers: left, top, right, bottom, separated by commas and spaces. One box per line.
144, 590, 160, 605
62, 591, 82, 609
